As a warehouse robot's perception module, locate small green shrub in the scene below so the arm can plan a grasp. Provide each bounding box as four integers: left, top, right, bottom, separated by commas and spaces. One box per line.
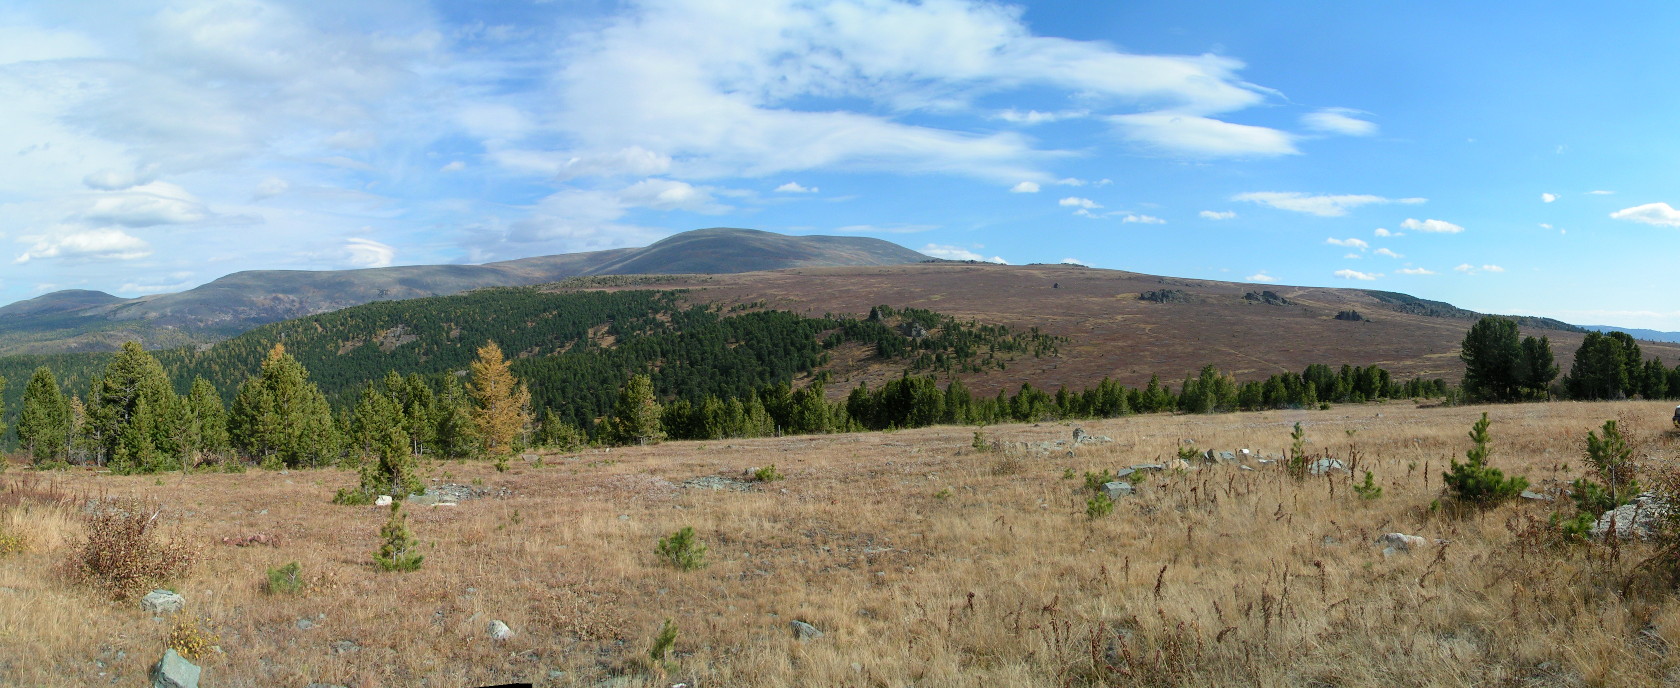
648, 618, 679, 674
1061, 468, 1076, 480
972, 429, 992, 453
752, 465, 783, 482
1175, 445, 1201, 462
933, 488, 952, 500
331, 488, 373, 506
1552, 511, 1596, 542
374, 503, 423, 572
167, 615, 220, 662
264, 561, 302, 595
1353, 471, 1383, 500
493, 454, 509, 473
1442, 413, 1528, 508
1286, 422, 1310, 480
1083, 470, 1114, 493
1086, 494, 1115, 519
656, 526, 708, 571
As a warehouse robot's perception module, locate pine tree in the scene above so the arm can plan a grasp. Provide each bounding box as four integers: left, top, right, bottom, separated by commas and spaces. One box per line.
374, 502, 423, 572
468, 341, 532, 457
87, 342, 177, 472
1443, 412, 1528, 507
17, 367, 70, 465
432, 373, 478, 458
229, 343, 340, 468
184, 377, 230, 460
607, 374, 665, 445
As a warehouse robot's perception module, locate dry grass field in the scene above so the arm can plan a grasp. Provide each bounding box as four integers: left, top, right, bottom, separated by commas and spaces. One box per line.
4, 399, 1680, 687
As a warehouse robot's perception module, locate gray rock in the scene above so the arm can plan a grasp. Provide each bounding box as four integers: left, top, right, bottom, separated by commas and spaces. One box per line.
790, 620, 824, 641
487, 619, 512, 641
1593, 493, 1669, 540
140, 590, 184, 615
1376, 532, 1427, 552
1112, 468, 1137, 480
1308, 458, 1348, 475
150, 648, 200, 688
1216, 451, 1238, 463
1128, 463, 1166, 472
330, 640, 359, 654
295, 618, 314, 630
1101, 481, 1134, 500
1520, 490, 1554, 501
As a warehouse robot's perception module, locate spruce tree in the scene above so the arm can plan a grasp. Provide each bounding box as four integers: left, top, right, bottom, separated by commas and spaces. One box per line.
17, 367, 70, 465
230, 343, 340, 468
607, 374, 665, 445
87, 342, 177, 472
468, 341, 532, 457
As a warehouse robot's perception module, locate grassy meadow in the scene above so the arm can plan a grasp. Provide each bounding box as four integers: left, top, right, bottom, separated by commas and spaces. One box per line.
3, 399, 1680, 687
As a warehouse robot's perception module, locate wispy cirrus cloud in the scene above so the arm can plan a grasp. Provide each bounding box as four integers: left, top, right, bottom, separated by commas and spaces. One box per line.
1400, 218, 1465, 233
1234, 192, 1425, 217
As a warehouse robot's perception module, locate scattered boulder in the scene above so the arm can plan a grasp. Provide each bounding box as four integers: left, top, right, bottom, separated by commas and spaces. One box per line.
140, 590, 184, 615
150, 648, 200, 688
1308, 458, 1348, 475
374, 495, 393, 507
898, 322, 929, 339
1334, 310, 1366, 322
1139, 289, 1188, 304
1592, 493, 1669, 540
1215, 451, 1238, 463
330, 640, 359, 655
790, 620, 824, 641
296, 618, 315, 630
1519, 489, 1554, 502
1101, 482, 1134, 500
1072, 428, 1113, 445
1376, 532, 1427, 557
487, 619, 512, 641
1129, 464, 1166, 473
1243, 290, 1294, 306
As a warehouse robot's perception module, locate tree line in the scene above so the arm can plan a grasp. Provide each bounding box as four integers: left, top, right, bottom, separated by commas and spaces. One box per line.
1459, 316, 1680, 402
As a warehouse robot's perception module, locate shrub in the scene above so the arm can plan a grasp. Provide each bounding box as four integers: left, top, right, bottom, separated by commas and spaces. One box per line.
752, 465, 783, 482
1286, 422, 1310, 480
264, 561, 303, 595
1086, 494, 1115, 519
167, 616, 220, 661
1175, 445, 1200, 462
69, 500, 197, 600
374, 503, 423, 572
656, 526, 707, 571
1442, 413, 1528, 508
971, 429, 992, 453
1580, 420, 1640, 509
1083, 470, 1114, 493
1353, 471, 1383, 500
332, 487, 373, 506
0, 527, 25, 556
648, 618, 679, 674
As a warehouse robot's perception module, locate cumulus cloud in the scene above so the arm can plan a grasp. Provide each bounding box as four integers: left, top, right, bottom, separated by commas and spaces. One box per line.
1246, 271, 1276, 283
16, 227, 152, 263
1541, 192, 1558, 203
617, 178, 728, 213
1199, 210, 1235, 220
1010, 181, 1040, 193
1395, 267, 1435, 275
1301, 108, 1377, 136
1121, 213, 1165, 224
1059, 197, 1101, 209
1327, 237, 1369, 249
775, 182, 818, 193
1400, 218, 1465, 233
344, 238, 395, 268
1110, 112, 1297, 157
1373, 227, 1397, 237
1333, 269, 1378, 281
920, 243, 1005, 263
1060, 257, 1086, 265
1610, 202, 1680, 227
440, 161, 466, 172
1483, 264, 1505, 273
1234, 192, 1425, 217
1374, 248, 1403, 258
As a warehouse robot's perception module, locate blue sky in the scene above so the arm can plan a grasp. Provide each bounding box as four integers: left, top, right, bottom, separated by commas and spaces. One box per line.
3, 0, 1679, 329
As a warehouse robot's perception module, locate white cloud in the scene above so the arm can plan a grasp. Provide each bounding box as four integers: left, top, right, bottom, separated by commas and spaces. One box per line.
1343, 253, 1361, 259
1482, 264, 1505, 273
1010, 181, 1040, 193
1246, 271, 1276, 283
1110, 112, 1297, 157
1326, 237, 1369, 249
1454, 263, 1475, 273
16, 227, 152, 263
1059, 197, 1101, 209
1588, 190, 1615, 195
1199, 210, 1235, 220
775, 182, 818, 193
1234, 192, 1425, 217
1395, 267, 1435, 275
1610, 202, 1680, 227
1060, 257, 1085, 265
996, 108, 1087, 124
344, 238, 395, 268
1301, 108, 1377, 136
1374, 248, 1403, 258
1055, 178, 1086, 186
617, 178, 728, 213
920, 243, 1005, 263
1333, 269, 1377, 281
1452, 263, 1503, 275
1539, 223, 1553, 229
1541, 192, 1558, 203
1400, 218, 1465, 234
440, 161, 466, 173
1122, 213, 1165, 224
80, 182, 211, 227
1373, 227, 1396, 237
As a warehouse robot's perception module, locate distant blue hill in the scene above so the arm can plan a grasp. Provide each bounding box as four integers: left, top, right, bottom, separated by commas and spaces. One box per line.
1582, 325, 1680, 344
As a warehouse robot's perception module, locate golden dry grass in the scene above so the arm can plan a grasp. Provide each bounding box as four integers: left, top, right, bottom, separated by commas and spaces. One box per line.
3, 399, 1680, 686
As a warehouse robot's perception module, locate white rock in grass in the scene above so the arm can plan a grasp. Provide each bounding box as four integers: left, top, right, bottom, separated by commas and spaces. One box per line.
790, 620, 823, 641
374, 495, 393, 507
1376, 533, 1427, 554
487, 619, 512, 641
140, 590, 184, 614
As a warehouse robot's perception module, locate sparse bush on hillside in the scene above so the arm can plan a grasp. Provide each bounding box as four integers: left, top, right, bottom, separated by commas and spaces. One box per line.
0, 526, 25, 556
69, 499, 197, 600
167, 616, 219, 662
1442, 413, 1528, 508
1578, 419, 1640, 510
1286, 422, 1310, 480
656, 527, 707, 571
1353, 471, 1383, 500
374, 503, 423, 572
1085, 493, 1115, 519
264, 561, 303, 595
648, 618, 679, 675
751, 465, 782, 482
1083, 470, 1114, 493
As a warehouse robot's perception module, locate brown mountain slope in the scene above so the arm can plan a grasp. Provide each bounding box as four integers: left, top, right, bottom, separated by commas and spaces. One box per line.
549, 263, 1680, 397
